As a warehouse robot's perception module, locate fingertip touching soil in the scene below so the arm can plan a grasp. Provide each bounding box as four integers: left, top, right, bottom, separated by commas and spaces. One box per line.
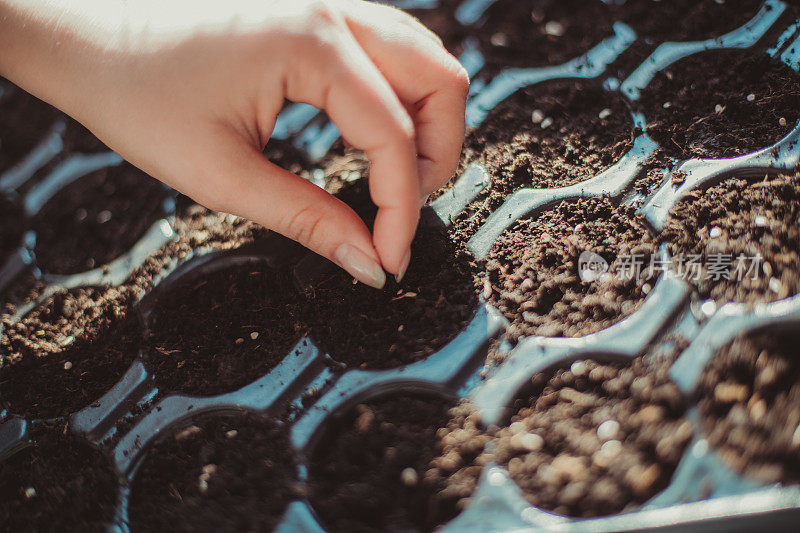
0, 422, 119, 532
301, 180, 479, 370
448, 81, 635, 241
491, 358, 691, 517
307, 393, 461, 532
481, 196, 657, 340
612, 0, 764, 43
0, 285, 140, 419
129, 411, 298, 533
698, 330, 800, 485
477, 0, 615, 73
144, 262, 305, 396
660, 173, 800, 305
640, 50, 800, 160
32, 163, 171, 275
0, 195, 24, 260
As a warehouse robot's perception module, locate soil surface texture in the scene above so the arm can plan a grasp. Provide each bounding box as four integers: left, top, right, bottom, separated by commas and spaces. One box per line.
302, 180, 478, 369
145, 262, 304, 395
698, 330, 800, 485
308, 394, 461, 532
661, 174, 800, 304
491, 358, 691, 517
640, 50, 800, 159
0, 423, 119, 532
129, 411, 298, 532
0, 285, 139, 419
32, 163, 170, 275
481, 196, 656, 339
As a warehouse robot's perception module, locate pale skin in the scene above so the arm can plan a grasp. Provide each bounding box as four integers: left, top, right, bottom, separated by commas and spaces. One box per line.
0, 0, 469, 288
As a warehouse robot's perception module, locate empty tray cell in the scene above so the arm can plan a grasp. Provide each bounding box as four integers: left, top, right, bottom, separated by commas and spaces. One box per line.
450, 81, 635, 239
0, 286, 140, 419
0, 422, 119, 531
698, 329, 800, 485
493, 357, 691, 517
129, 411, 297, 532
477, 0, 614, 73
639, 49, 800, 160
144, 263, 303, 396
612, 0, 764, 42
0, 195, 24, 261
660, 174, 800, 304
0, 81, 63, 174
307, 392, 462, 532
480, 196, 656, 339
302, 180, 478, 370
32, 163, 170, 275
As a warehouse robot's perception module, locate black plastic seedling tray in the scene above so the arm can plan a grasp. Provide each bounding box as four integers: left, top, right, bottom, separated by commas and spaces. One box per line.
2, 0, 800, 531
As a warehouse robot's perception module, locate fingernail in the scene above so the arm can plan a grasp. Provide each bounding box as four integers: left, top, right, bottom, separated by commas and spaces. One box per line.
334, 244, 386, 289
395, 249, 411, 283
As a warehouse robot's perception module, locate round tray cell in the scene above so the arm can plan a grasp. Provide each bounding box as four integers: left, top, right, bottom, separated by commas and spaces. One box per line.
698, 329, 800, 485
451, 81, 635, 240
129, 411, 297, 532
481, 196, 656, 339
307, 393, 463, 532
661, 174, 800, 305
0, 423, 119, 531
492, 357, 691, 518
477, 0, 614, 73
302, 181, 478, 370
0, 195, 25, 260
640, 49, 800, 160
32, 163, 170, 275
144, 263, 303, 396
0, 81, 63, 174
612, 0, 764, 43
0, 285, 140, 419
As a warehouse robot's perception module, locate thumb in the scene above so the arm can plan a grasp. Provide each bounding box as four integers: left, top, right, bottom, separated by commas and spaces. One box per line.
190, 131, 387, 289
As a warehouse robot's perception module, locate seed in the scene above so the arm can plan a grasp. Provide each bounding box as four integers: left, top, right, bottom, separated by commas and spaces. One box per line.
662, 101, 672, 109
779, 117, 787, 127
202, 464, 217, 475
397, 324, 404, 332
401, 467, 419, 486
235, 338, 244, 344
597, 419, 620, 441
746, 93, 755, 102
175, 425, 202, 441
250, 332, 259, 340
598, 108, 612, 120
531, 109, 545, 124
490, 32, 508, 47
482, 279, 493, 300
59, 335, 75, 347
570, 360, 587, 377
544, 21, 565, 37
709, 226, 722, 239
63, 361, 73, 370
96, 210, 112, 224
226, 430, 238, 439
24, 487, 36, 499
540, 117, 554, 129
714, 104, 724, 113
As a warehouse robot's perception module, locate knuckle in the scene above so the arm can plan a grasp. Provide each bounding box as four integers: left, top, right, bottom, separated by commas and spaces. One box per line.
302, 0, 342, 29
280, 205, 327, 248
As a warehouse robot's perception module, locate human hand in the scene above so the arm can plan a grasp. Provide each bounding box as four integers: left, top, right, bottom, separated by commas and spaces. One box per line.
0, 0, 469, 288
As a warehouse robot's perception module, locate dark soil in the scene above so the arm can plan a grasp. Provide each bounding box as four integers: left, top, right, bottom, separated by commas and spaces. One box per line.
698, 330, 800, 485
0, 195, 24, 260
0, 285, 139, 419
613, 0, 765, 43
129, 411, 298, 532
32, 163, 170, 275
307, 393, 461, 532
640, 50, 800, 159
407, 0, 468, 55
0, 82, 62, 174
476, 0, 615, 73
144, 263, 304, 396
481, 196, 657, 339
0, 422, 119, 532
491, 358, 691, 517
661, 174, 800, 304
450, 81, 635, 240
301, 180, 479, 370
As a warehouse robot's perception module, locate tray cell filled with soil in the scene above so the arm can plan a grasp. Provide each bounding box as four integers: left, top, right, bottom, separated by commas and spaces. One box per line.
489, 357, 691, 518
611, 0, 765, 43
639, 49, 800, 160
307, 392, 463, 532
450, 81, 635, 239
143, 261, 304, 396
129, 411, 298, 532
0, 422, 119, 532
31, 163, 172, 275
697, 328, 800, 485
475, 0, 615, 73
480, 196, 657, 339
0, 195, 25, 261
0, 285, 140, 419
660, 174, 800, 305
301, 180, 479, 370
